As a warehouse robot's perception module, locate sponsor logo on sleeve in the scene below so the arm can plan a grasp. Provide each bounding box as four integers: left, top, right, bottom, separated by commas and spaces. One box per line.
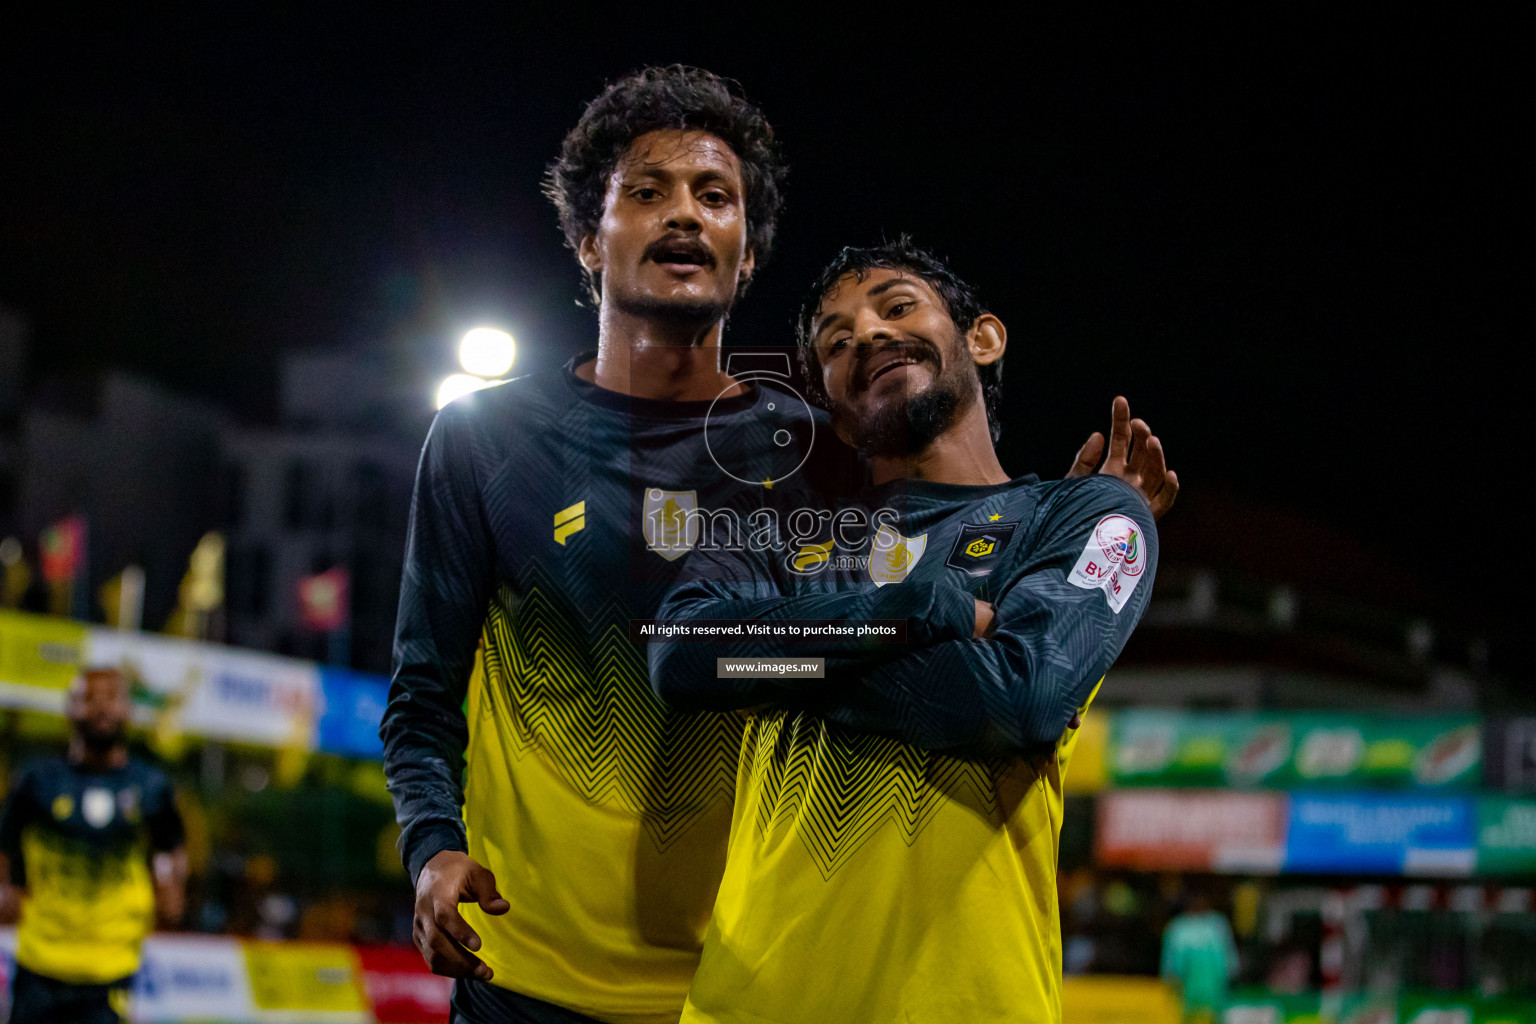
1068, 514, 1146, 613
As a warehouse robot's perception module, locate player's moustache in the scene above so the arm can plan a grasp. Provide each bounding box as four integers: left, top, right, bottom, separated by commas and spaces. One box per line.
854, 338, 940, 393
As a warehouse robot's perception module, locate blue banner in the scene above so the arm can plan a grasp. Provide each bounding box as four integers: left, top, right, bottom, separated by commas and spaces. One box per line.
316, 667, 389, 759
1284, 793, 1476, 875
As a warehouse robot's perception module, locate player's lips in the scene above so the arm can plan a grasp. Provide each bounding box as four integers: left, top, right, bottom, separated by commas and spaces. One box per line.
857, 343, 934, 391
643, 235, 715, 274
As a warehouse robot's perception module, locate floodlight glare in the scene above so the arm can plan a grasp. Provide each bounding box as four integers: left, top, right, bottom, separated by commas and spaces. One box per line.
436, 373, 493, 409
459, 327, 516, 377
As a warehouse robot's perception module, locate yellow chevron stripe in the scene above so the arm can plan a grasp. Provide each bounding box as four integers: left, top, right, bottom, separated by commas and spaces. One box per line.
553, 501, 585, 526
477, 578, 743, 852
743, 709, 1025, 880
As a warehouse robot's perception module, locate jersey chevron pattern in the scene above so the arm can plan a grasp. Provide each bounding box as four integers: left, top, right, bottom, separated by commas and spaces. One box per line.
478, 576, 744, 851
741, 713, 1027, 880
651, 475, 1156, 1023
381, 356, 854, 1023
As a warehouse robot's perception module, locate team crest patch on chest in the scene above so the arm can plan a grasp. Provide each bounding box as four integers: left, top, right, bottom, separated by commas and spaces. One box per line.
869, 525, 928, 586
944, 522, 1020, 577
82, 787, 115, 828
642, 488, 700, 561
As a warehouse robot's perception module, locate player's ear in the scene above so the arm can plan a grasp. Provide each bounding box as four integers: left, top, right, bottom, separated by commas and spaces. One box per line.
967, 314, 1006, 367
577, 233, 603, 274
738, 244, 757, 288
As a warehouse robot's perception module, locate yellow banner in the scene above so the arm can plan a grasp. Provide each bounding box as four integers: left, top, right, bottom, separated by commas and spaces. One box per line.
1063, 975, 1182, 1024
242, 941, 369, 1015
0, 609, 86, 697
1065, 709, 1110, 794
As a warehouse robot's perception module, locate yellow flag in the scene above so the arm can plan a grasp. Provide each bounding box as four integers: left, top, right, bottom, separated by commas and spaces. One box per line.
99, 573, 123, 627
163, 533, 225, 638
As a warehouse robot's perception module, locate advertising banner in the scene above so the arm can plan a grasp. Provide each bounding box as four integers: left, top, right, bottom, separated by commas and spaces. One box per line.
1111, 711, 1482, 790
1096, 790, 1289, 872
131, 934, 255, 1023
1064, 709, 1110, 794
1061, 975, 1180, 1023
242, 941, 371, 1021
1484, 718, 1536, 793
1475, 796, 1536, 877
317, 667, 389, 760
87, 628, 320, 751
356, 944, 454, 1023
0, 608, 88, 711
1284, 794, 1476, 876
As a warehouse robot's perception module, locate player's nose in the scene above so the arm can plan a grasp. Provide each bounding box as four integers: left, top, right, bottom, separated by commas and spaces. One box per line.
852, 308, 894, 350
663, 192, 703, 233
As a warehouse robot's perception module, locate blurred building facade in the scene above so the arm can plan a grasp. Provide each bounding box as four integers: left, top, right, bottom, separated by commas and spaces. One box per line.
3, 347, 425, 673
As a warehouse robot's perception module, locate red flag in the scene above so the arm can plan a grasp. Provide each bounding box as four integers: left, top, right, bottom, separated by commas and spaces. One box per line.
297, 566, 350, 631
39, 515, 86, 584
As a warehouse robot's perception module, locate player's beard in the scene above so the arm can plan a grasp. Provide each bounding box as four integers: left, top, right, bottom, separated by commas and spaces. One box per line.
78, 718, 127, 752
833, 333, 980, 459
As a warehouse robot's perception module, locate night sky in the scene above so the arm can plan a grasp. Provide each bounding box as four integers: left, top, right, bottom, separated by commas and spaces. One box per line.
1, 12, 1522, 657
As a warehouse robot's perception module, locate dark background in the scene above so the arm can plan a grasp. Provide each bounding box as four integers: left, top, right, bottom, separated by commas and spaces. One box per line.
1, 11, 1522, 661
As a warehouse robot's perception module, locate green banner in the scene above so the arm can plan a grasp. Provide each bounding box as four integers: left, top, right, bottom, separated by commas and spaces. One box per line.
1111, 712, 1482, 789
1476, 796, 1536, 876
1221, 991, 1535, 1023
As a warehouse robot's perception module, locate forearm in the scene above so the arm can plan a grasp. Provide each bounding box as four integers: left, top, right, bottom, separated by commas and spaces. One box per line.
383, 406, 494, 883
812, 634, 1088, 756
0, 885, 21, 925
806, 585, 1130, 756
0, 852, 20, 924
651, 580, 977, 710
152, 848, 188, 926
381, 669, 472, 883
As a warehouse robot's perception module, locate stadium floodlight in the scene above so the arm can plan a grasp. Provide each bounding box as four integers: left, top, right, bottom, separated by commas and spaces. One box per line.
436, 373, 493, 409
459, 327, 516, 378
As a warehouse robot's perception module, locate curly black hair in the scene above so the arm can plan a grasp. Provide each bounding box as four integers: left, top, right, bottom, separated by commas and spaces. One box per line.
544, 65, 787, 305
795, 236, 1005, 443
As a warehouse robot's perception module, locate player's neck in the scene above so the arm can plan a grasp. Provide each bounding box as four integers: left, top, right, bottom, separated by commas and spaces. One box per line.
68, 736, 128, 772
579, 303, 745, 403
868, 405, 1009, 487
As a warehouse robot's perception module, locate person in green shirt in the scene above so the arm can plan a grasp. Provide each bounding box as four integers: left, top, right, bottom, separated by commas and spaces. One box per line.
1161, 890, 1240, 1023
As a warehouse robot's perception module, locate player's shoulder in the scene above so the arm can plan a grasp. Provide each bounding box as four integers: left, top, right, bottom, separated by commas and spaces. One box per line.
1030, 475, 1153, 523
435, 368, 574, 433
6, 755, 65, 797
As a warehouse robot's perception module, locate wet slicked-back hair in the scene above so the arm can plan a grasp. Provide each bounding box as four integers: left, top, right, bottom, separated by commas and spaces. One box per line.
544, 65, 787, 305
796, 236, 1005, 443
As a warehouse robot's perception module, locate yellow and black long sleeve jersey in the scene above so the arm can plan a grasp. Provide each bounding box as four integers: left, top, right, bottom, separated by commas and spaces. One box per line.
650, 474, 1157, 1023
380, 356, 857, 1024
0, 755, 183, 984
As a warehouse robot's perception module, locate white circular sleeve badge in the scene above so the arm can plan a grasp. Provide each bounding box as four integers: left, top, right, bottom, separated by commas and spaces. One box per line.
1068, 514, 1146, 613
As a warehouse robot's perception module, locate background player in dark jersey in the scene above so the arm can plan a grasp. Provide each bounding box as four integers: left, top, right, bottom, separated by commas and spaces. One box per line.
650, 239, 1168, 1022
0, 667, 187, 1024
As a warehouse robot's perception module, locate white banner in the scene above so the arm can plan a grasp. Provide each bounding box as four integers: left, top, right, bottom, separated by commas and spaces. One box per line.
130, 934, 256, 1023
86, 628, 320, 750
